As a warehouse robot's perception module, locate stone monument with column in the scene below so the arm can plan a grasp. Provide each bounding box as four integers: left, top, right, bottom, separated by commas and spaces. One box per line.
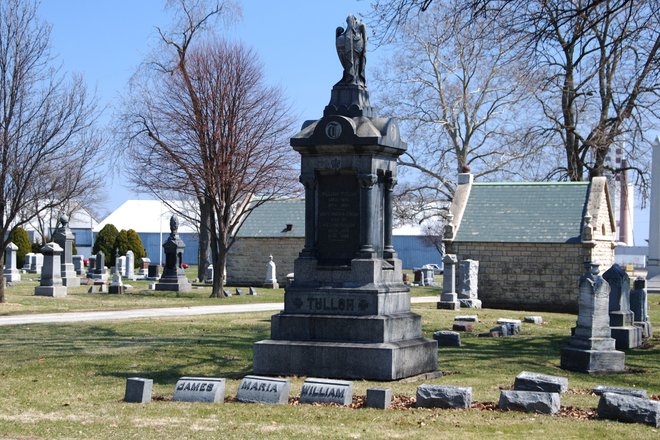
4, 242, 21, 283
648, 136, 660, 293
52, 215, 81, 287
155, 215, 191, 292
34, 242, 67, 297
252, 15, 437, 380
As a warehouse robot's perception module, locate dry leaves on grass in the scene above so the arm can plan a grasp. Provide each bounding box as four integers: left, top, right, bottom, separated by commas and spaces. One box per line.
557, 406, 597, 419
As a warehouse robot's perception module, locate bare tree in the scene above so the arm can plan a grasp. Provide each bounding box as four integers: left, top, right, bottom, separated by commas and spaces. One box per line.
123, 1, 297, 297
0, 0, 104, 302
370, 0, 544, 225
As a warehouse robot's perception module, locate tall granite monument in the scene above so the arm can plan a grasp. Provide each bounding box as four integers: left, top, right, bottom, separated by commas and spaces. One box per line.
253, 16, 438, 380
648, 136, 660, 293
52, 215, 81, 287
155, 215, 191, 292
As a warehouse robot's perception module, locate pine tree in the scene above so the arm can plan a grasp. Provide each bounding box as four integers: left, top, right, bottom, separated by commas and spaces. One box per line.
93, 224, 119, 266
8, 227, 31, 268
126, 229, 146, 266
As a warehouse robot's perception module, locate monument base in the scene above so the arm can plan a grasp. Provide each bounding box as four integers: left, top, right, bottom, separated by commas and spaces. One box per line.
155, 276, 192, 292
4, 269, 21, 283
263, 281, 280, 289
109, 285, 125, 294
253, 338, 437, 381
610, 326, 643, 349
458, 299, 482, 309
634, 321, 653, 338
35, 285, 67, 297
560, 346, 625, 373
646, 271, 660, 294
437, 301, 460, 311
62, 276, 80, 287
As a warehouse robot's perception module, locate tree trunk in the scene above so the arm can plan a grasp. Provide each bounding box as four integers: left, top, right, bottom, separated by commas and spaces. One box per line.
197, 197, 212, 281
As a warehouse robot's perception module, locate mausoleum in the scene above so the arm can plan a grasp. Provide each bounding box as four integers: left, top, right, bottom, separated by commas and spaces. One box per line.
444, 173, 616, 312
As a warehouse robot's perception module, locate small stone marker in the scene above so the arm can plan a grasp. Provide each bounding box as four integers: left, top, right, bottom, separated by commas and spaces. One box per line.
235, 288, 244, 296
366, 388, 392, 409
593, 385, 647, 398
433, 331, 461, 347
497, 318, 522, 325
124, 377, 153, 403
486, 324, 509, 337
300, 378, 353, 406
598, 392, 659, 427
173, 377, 225, 403
236, 375, 290, 404
524, 316, 543, 324
452, 322, 473, 332
499, 390, 560, 415
514, 371, 568, 393
222, 289, 232, 297
454, 315, 478, 322
415, 385, 472, 409
249, 287, 257, 295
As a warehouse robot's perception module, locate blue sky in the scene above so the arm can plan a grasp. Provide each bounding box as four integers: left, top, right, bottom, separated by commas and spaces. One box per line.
38, 0, 651, 245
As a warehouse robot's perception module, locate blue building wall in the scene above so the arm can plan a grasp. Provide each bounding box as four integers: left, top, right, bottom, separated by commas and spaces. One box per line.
139, 232, 200, 265
392, 236, 442, 269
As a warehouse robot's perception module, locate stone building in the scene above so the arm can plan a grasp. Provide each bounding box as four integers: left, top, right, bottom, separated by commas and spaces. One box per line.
444, 173, 616, 312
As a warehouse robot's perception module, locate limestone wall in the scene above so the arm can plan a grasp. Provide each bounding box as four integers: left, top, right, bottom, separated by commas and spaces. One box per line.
446, 241, 613, 313
226, 237, 304, 286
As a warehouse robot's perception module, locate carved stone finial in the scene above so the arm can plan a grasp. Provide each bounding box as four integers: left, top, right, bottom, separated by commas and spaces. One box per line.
170, 215, 178, 235
582, 211, 593, 242
59, 214, 69, 228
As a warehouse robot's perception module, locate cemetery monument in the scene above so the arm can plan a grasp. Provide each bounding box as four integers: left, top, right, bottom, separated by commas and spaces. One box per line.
155, 215, 191, 292
52, 215, 81, 287
647, 136, 660, 293
4, 242, 21, 283
34, 242, 67, 297
253, 15, 438, 380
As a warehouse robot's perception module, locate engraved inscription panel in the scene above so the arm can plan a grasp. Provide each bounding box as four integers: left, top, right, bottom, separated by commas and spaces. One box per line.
317, 173, 360, 265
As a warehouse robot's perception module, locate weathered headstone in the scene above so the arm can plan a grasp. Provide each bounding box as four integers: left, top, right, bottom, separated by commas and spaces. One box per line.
236, 375, 290, 404
366, 388, 392, 409
124, 377, 152, 403
116, 256, 126, 278
172, 377, 225, 403
22, 252, 34, 272
249, 287, 257, 296
524, 316, 543, 324
452, 322, 474, 332
263, 255, 279, 289
86, 255, 96, 278
457, 259, 481, 308
155, 216, 191, 292
560, 262, 625, 373
499, 390, 560, 415
72, 255, 84, 276
29, 253, 43, 274
235, 288, 243, 296
109, 249, 125, 294
433, 330, 461, 347
630, 278, 653, 338
92, 251, 108, 281
4, 242, 21, 282
602, 264, 642, 349
514, 371, 568, 393
437, 254, 460, 310
52, 215, 80, 287
34, 243, 67, 297
147, 264, 160, 280
125, 250, 135, 280
222, 288, 232, 297
138, 257, 151, 277
204, 264, 213, 284
593, 385, 647, 398
253, 15, 437, 381
415, 385, 472, 409
299, 378, 352, 406
598, 392, 659, 427
454, 315, 478, 322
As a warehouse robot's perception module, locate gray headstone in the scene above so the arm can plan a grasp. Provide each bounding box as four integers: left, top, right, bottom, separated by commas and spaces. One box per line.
598, 392, 659, 427
235, 288, 244, 296
34, 243, 66, 297
236, 375, 290, 404
415, 385, 472, 409
454, 315, 478, 322
488, 324, 510, 337
366, 388, 392, 409
116, 256, 126, 276
249, 286, 257, 296
630, 277, 649, 322
300, 378, 352, 406
499, 390, 560, 415
593, 385, 647, 398
22, 252, 34, 271
222, 289, 232, 297
125, 250, 135, 279
147, 264, 160, 279
524, 316, 543, 324
172, 377, 225, 403
457, 259, 479, 299
124, 377, 153, 403
514, 371, 568, 393
433, 331, 461, 347
72, 255, 84, 276
603, 264, 631, 313
4, 242, 21, 282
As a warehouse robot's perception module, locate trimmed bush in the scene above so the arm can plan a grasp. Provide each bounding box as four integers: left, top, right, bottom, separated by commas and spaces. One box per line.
93, 224, 119, 266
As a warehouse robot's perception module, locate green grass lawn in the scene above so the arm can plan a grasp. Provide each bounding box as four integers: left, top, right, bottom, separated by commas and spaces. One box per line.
0, 268, 438, 316
0, 296, 657, 439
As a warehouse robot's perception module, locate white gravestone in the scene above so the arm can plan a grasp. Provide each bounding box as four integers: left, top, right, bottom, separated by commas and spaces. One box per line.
4, 242, 21, 282
173, 377, 225, 403
125, 250, 135, 279
236, 375, 290, 404
263, 255, 279, 289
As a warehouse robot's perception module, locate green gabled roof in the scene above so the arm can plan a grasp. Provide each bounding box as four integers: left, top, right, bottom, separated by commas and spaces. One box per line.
236, 199, 305, 238
454, 182, 590, 243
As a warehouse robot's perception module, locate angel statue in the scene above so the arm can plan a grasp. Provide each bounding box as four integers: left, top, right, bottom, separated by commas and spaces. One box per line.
335, 15, 367, 87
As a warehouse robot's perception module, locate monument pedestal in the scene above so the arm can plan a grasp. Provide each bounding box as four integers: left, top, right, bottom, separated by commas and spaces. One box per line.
560, 346, 625, 373
609, 310, 642, 349
61, 263, 80, 287
459, 299, 482, 309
